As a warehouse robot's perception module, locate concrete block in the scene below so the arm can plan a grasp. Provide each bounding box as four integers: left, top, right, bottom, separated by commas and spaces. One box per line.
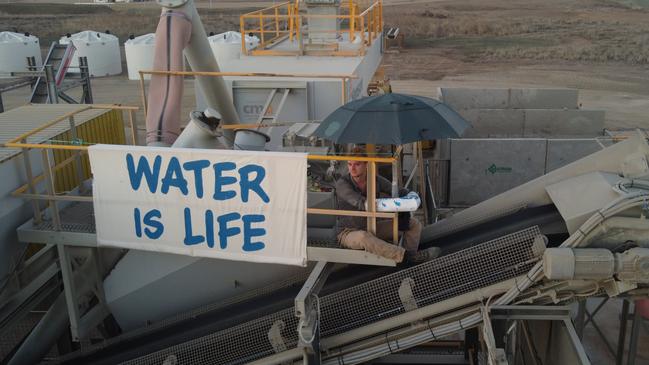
449, 139, 547, 206
438, 88, 510, 110
545, 139, 614, 172
523, 109, 605, 137
509, 89, 578, 109
458, 109, 525, 137
438, 87, 579, 110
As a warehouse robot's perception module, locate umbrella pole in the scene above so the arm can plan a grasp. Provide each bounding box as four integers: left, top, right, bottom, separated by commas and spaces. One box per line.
416, 141, 429, 224
391, 145, 402, 198
391, 160, 399, 198
366, 144, 377, 235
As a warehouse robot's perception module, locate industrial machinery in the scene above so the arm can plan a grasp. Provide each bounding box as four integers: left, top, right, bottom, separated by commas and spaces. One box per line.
1, 0, 648, 364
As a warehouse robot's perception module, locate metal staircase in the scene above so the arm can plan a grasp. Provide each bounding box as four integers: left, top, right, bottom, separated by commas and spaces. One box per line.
30, 42, 76, 104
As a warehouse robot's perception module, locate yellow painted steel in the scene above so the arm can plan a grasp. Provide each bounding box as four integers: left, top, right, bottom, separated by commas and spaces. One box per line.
239, 0, 382, 57
52, 109, 126, 192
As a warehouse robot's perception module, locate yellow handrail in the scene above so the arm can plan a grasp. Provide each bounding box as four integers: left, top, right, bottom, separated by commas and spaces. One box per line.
4, 104, 138, 145
239, 0, 383, 57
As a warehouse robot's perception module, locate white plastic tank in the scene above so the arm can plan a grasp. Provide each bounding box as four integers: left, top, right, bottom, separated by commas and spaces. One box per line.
208, 31, 259, 66
0, 31, 42, 76
59, 30, 122, 77
124, 33, 155, 81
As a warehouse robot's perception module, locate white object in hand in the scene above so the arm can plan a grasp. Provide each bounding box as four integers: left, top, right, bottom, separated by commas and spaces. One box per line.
375, 191, 421, 212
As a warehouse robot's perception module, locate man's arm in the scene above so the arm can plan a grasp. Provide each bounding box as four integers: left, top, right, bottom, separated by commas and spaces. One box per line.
335, 178, 366, 210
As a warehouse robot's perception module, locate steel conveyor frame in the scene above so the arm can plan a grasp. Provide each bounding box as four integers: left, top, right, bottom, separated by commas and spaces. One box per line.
55, 217, 549, 365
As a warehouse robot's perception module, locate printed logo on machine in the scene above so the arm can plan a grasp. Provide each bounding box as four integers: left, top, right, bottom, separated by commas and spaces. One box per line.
485, 163, 512, 175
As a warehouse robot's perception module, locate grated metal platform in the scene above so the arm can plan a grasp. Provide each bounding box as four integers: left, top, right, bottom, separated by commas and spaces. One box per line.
56, 226, 541, 365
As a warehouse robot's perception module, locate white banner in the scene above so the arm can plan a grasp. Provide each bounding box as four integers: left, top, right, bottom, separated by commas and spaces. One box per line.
89, 145, 307, 266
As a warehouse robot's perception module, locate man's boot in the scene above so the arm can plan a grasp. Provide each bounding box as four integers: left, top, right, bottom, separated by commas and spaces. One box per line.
405, 247, 441, 264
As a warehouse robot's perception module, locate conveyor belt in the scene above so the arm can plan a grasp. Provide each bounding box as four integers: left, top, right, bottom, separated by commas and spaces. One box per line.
55, 209, 552, 365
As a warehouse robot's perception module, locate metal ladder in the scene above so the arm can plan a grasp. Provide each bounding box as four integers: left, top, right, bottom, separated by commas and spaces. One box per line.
256, 88, 291, 126
30, 42, 76, 104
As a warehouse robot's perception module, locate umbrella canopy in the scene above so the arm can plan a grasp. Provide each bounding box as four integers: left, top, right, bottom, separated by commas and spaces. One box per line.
313, 93, 470, 145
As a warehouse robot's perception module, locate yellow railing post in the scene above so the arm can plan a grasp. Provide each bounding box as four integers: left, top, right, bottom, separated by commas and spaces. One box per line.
360, 16, 365, 49
275, 7, 280, 37
367, 159, 377, 235
259, 12, 265, 46
127, 109, 138, 145
297, 14, 303, 52
368, 8, 372, 44
139, 71, 147, 117
288, 4, 294, 41
379, 0, 383, 33
240, 16, 247, 54
295, 1, 300, 41
349, 0, 354, 41
376, 4, 381, 36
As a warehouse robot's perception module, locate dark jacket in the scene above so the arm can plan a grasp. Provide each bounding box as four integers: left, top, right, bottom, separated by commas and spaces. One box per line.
335, 173, 408, 233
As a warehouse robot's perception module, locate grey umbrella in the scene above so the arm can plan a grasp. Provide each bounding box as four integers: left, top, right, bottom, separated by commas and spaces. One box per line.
312, 93, 470, 144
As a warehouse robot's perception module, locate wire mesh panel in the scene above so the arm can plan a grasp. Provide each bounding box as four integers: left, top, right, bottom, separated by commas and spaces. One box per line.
120, 226, 542, 365
318, 226, 541, 336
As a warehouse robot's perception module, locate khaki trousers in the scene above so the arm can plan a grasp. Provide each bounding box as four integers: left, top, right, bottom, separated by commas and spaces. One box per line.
337, 218, 422, 262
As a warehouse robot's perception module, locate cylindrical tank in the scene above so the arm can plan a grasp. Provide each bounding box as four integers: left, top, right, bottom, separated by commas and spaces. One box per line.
0, 31, 42, 76
59, 30, 122, 77
124, 33, 155, 80
233, 129, 270, 151
208, 31, 259, 66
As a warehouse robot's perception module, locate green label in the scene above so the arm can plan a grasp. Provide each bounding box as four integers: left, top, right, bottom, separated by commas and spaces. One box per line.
486, 163, 512, 175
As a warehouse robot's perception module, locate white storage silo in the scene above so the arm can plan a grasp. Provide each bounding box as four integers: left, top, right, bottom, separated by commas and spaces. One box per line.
0, 32, 42, 75
125, 33, 155, 81
208, 31, 259, 66
60, 30, 122, 77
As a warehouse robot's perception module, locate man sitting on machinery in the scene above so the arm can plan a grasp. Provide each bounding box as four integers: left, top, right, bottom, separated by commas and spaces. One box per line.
335, 147, 440, 263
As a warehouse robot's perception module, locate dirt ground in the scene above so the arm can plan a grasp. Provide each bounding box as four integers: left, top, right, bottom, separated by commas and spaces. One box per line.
1, 0, 648, 129
1, 0, 648, 363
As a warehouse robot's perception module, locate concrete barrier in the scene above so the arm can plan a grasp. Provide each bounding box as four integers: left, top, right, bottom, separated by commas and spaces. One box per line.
438, 87, 579, 110
458, 109, 525, 137
449, 139, 547, 206
545, 139, 613, 172
447, 138, 615, 205
457, 109, 604, 138
523, 110, 605, 137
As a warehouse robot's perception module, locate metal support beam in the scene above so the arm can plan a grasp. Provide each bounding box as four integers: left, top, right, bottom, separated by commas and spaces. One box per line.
57, 91, 79, 104
295, 261, 333, 364
22, 144, 42, 224
41, 149, 61, 230
575, 299, 586, 339
67, 115, 86, 194
44, 65, 58, 104
481, 307, 508, 365
627, 304, 642, 365
616, 300, 629, 365
57, 244, 81, 341
490, 305, 591, 365
80, 57, 93, 104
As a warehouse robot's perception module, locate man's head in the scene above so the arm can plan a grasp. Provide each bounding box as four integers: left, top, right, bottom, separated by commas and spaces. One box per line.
347, 146, 367, 181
